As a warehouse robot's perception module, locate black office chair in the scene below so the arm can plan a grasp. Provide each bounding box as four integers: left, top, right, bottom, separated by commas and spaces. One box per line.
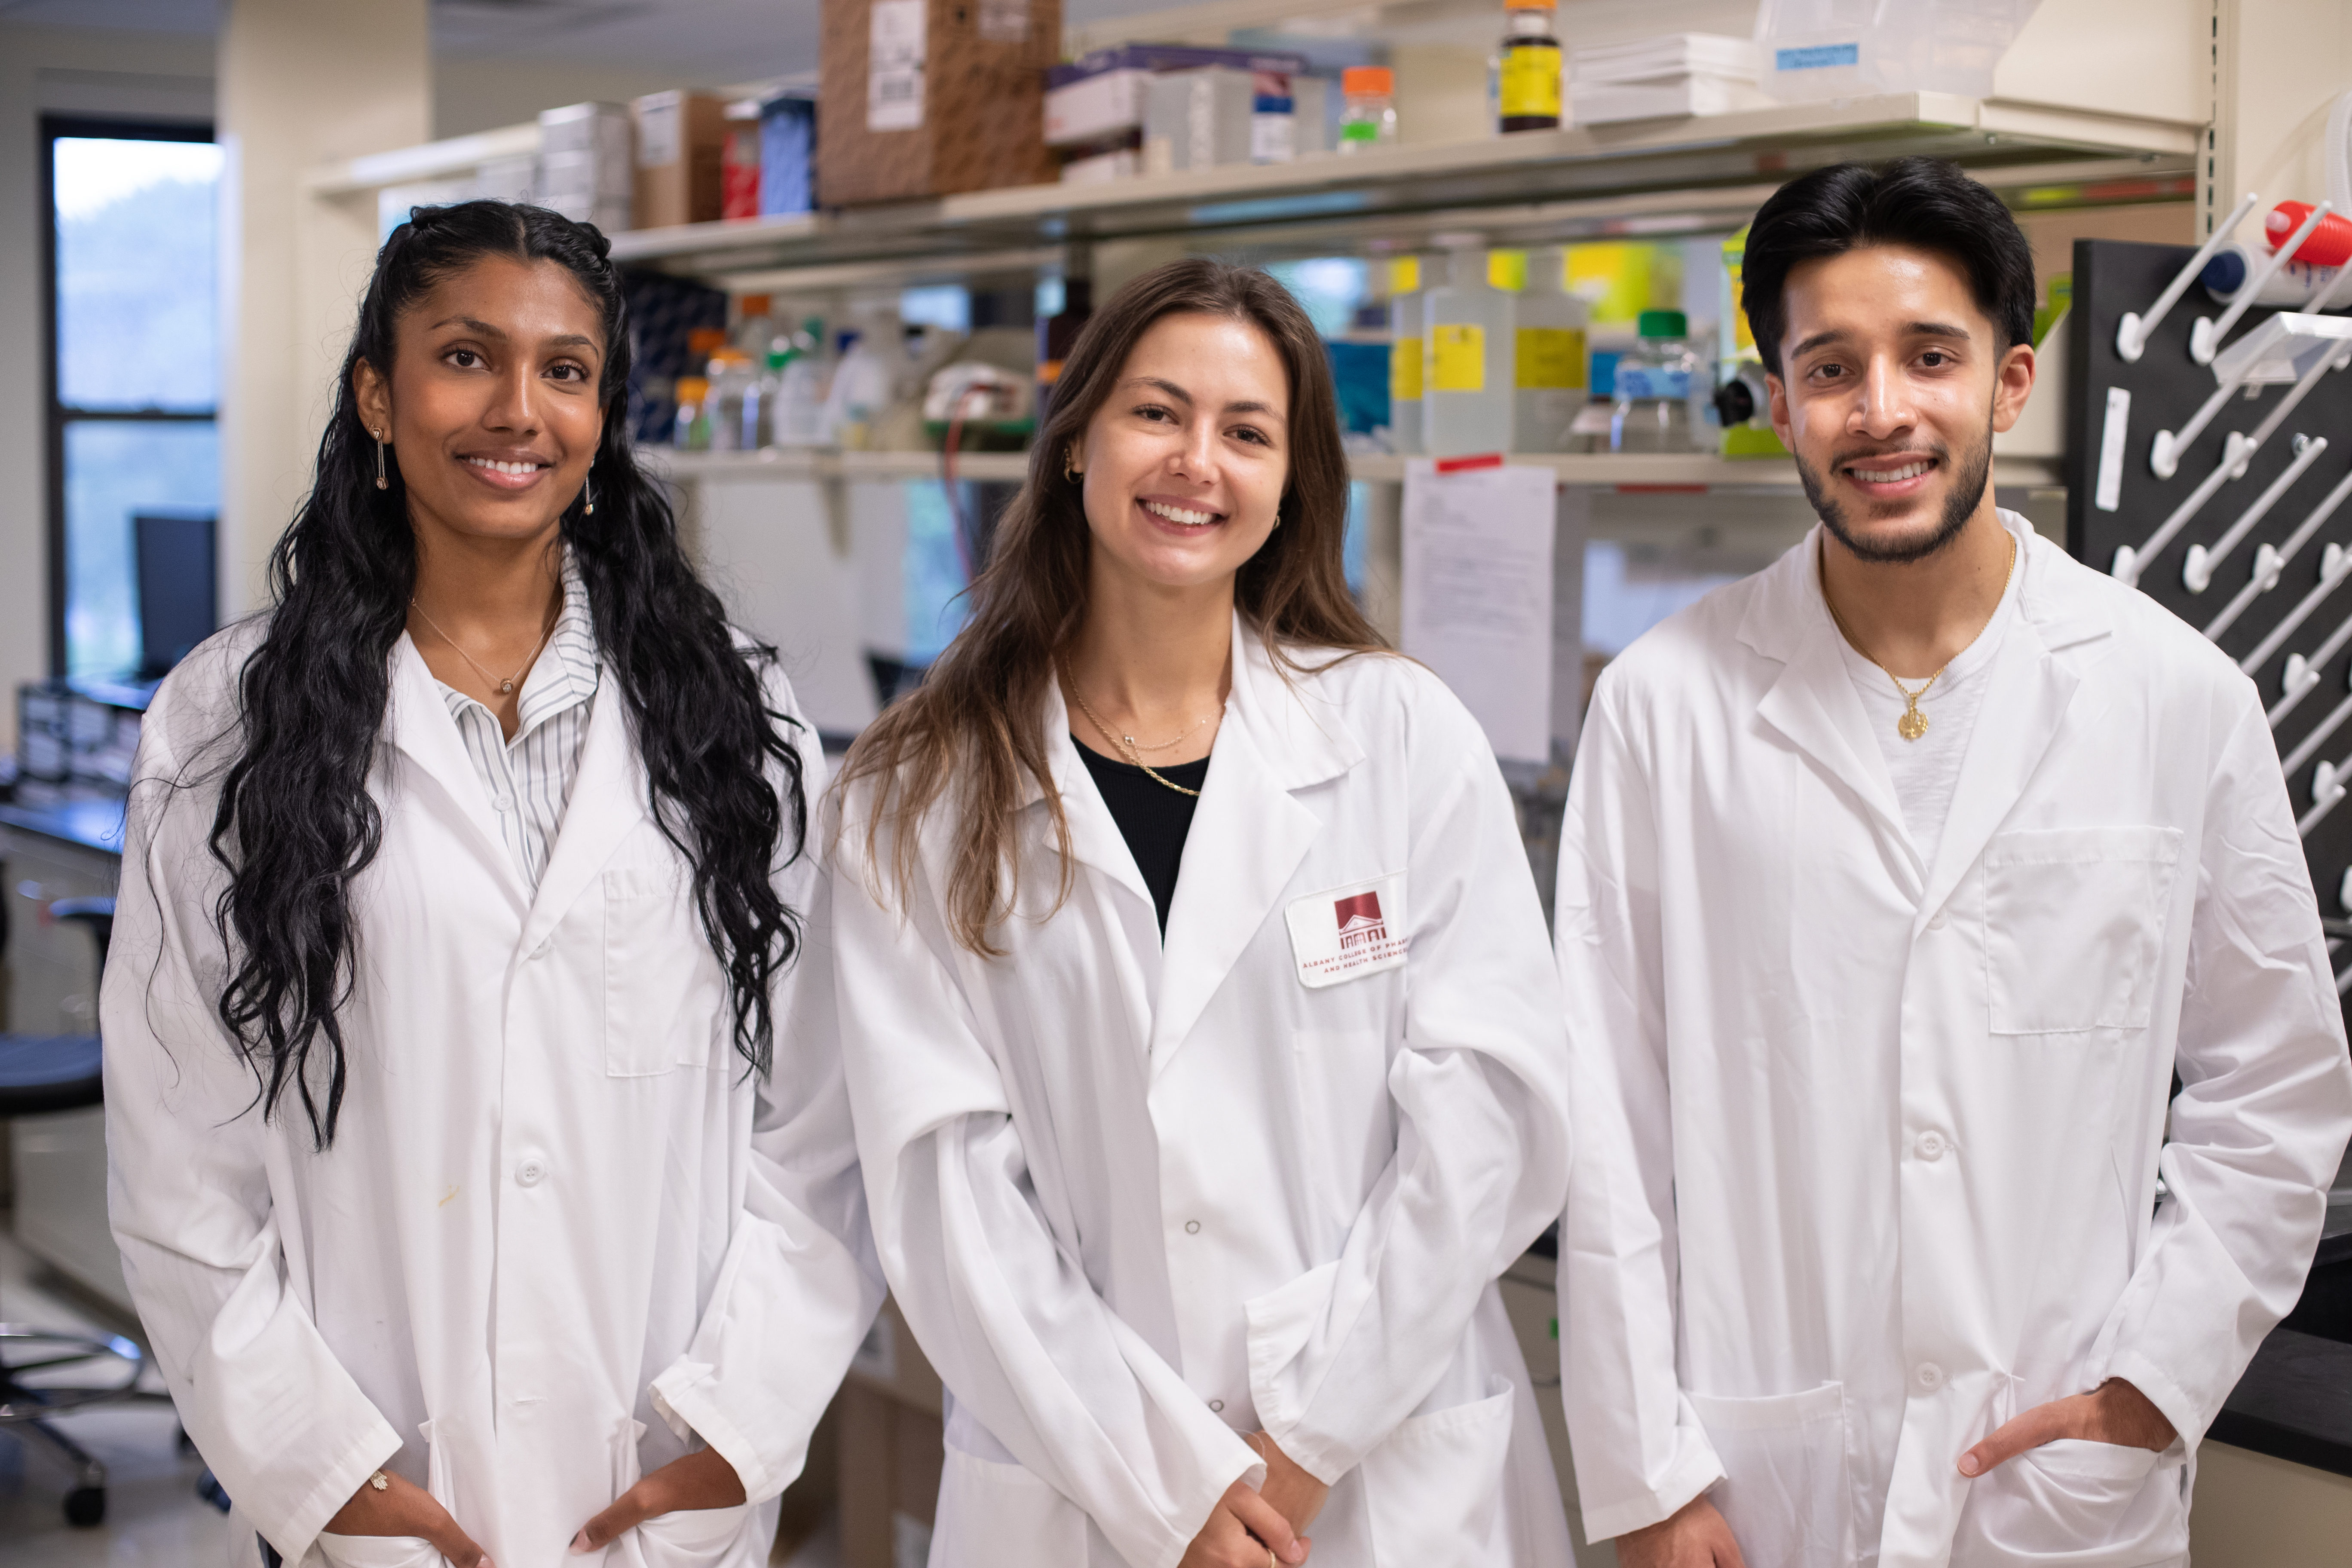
0, 884, 141, 1526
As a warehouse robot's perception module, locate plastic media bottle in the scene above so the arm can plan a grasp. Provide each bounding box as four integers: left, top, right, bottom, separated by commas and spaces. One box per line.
1338, 67, 1398, 153
1513, 247, 1589, 454
1387, 255, 1427, 455
1422, 240, 1514, 456
1497, 0, 1562, 134
1611, 309, 1703, 453
705, 350, 758, 452
743, 348, 791, 449
672, 376, 711, 450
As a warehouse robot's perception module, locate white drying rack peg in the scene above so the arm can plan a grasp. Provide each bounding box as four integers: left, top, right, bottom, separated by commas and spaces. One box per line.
2300, 752, 2350, 836
2281, 661, 2352, 776
2185, 435, 2329, 592
2267, 604, 2352, 728
2191, 201, 2334, 364
2118, 191, 2259, 363
2113, 432, 2255, 585
2208, 466, 2352, 640
2150, 375, 2254, 479
2241, 534, 2352, 671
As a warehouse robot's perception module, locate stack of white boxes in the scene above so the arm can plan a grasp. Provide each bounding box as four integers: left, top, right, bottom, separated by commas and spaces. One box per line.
537, 101, 634, 232
1568, 34, 1768, 125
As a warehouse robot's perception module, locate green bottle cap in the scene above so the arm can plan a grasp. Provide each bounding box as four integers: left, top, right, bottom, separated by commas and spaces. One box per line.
1637, 309, 1687, 338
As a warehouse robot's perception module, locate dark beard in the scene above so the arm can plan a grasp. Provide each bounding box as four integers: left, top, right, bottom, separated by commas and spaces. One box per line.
1795, 416, 1994, 565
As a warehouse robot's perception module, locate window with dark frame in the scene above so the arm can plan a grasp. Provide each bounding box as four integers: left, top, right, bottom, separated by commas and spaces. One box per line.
42, 115, 221, 681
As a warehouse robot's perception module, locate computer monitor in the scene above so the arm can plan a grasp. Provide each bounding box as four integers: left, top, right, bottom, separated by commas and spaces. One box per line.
132, 512, 217, 679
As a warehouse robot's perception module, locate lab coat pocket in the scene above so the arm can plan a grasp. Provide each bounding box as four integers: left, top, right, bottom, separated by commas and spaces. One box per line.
1965, 1439, 2185, 1564
605, 868, 725, 1075
930, 1445, 1090, 1568
635, 1502, 759, 1568
315, 1421, 460, 1568
1357, 1376, 1515, 1566
312, 1536, 444, 1568
1983, 827, 2182, 1034
1687, 1381, 1850, 1568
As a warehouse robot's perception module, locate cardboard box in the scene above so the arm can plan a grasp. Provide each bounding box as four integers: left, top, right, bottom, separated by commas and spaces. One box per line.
632, 91, 726, 229
818, 0, 1060, 206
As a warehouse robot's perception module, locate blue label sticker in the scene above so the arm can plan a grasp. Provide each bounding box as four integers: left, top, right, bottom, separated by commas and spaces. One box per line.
1776, 43, 1862, 70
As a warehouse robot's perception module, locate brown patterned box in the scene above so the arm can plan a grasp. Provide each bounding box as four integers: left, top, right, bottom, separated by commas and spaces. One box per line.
818, 0, 1060, 206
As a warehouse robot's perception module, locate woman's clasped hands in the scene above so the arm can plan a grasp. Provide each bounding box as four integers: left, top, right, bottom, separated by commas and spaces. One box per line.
1179, 1431, 1329, 1568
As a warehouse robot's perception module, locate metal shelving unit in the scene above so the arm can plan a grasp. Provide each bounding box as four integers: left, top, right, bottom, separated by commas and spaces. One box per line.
646, 446, 2062, 492
312, 93, 2196, 288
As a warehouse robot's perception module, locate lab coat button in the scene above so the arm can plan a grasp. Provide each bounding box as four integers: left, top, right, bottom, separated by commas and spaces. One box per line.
1209, 1399, 1225, 1412
1184, 1219, 1201, 1234
515, 1158, 547, 1188
1916, 1130, 1947, 1161
1926, 910, 1948, 932
1914, 1362, 1945, 1393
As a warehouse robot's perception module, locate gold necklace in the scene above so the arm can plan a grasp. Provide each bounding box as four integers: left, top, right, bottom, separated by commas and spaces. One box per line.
1063, 670, 1215, 798
410, 596, 559, 697
1824, 531, 2017, 742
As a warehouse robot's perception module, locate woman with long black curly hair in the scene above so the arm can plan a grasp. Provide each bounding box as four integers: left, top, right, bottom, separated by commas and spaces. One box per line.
101, 201, 880, 1568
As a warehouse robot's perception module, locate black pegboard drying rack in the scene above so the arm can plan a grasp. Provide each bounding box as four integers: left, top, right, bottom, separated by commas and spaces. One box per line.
2065, 236, 2352, 1011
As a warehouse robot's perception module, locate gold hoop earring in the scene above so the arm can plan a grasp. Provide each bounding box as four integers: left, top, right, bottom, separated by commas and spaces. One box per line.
372, 428, 388, 491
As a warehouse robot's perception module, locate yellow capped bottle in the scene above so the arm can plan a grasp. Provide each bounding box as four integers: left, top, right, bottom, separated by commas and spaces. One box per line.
1498, 0, 1562, 134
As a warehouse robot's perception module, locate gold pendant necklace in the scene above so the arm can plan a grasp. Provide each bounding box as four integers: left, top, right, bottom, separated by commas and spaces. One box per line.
1824, 532, 2017, 743
1063, 668, 1214, 798
411, 596, 559, 697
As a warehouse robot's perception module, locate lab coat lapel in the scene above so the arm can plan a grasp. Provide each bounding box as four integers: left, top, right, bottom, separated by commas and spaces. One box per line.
386, 634, 529, 908
1915, 533, 2113, 924
520, 666, 652, 953
1029, 680, 1157, 912
1150, 619, 1362, 1069
1742, 535, 1917, 884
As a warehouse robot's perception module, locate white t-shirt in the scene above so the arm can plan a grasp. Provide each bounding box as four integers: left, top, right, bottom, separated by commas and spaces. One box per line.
1831, 516, 2028, 876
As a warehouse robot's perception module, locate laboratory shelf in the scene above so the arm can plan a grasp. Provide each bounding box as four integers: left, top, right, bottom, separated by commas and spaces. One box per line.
312, 94, 2196, 286
644, 446, 2062, 492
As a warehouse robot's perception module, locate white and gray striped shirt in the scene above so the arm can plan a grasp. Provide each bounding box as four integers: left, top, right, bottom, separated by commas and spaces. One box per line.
434, 553, 601, 892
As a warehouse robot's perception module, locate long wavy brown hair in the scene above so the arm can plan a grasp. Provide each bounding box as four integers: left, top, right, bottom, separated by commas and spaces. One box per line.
835, 256, 1385, 954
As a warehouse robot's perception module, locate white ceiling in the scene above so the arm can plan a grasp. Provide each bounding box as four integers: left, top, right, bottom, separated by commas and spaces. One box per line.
0, 0, 1189, 79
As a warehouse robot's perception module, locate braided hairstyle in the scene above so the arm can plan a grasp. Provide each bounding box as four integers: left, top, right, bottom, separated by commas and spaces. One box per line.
206, 200, 806, 1145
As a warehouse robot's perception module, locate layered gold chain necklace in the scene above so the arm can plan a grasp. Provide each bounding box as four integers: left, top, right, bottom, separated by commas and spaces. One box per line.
1063, 665, 1220, 797
1823, 531, 2016, 742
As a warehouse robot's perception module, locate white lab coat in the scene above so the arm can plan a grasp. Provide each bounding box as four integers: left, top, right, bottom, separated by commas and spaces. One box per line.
830, 619, 1575, 1568
1554, 518, 2352, 1568
102, 622, 884, 1568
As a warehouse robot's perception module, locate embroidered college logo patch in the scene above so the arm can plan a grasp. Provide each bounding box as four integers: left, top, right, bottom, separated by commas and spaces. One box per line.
1286, 873, 1408, 988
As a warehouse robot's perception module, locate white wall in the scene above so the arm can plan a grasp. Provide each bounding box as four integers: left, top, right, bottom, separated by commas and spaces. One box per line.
0, 23, 216, 752
435, 55, 742, 141
216, 0, 430, 621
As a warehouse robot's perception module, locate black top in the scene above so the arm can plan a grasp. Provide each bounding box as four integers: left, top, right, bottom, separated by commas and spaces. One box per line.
1073, 738, 1209, 933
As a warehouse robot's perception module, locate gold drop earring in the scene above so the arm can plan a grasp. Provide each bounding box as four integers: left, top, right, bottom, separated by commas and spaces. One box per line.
371, 427, 388, 490
582, 470, 595, 515
1063, 444, 1083, 481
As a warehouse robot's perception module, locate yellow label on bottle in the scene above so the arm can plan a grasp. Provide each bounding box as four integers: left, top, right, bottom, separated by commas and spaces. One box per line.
1488, 250, 1527, 291
1391, 336, 1423, 401
1515, 327, 1586, 390
1430, 325, 1486, 392
1391, 256, 1420, 294
1499, 45, 1561, 121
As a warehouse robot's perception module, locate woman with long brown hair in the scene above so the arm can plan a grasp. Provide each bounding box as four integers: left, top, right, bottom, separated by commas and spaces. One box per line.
827, 258, 1573, 1568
